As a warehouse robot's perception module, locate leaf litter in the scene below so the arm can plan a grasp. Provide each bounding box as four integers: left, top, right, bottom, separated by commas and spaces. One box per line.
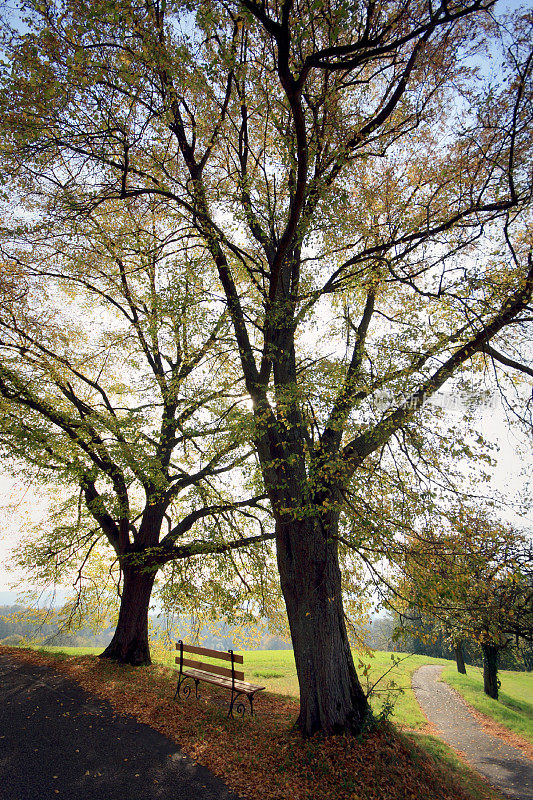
3, 647, 503, 800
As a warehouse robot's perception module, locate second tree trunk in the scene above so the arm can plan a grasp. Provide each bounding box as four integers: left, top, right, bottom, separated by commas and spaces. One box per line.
454, 640, 466, 674
100, 564, 156, 666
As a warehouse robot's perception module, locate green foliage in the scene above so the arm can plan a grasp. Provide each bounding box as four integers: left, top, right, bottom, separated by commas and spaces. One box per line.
394, 509, 533, 656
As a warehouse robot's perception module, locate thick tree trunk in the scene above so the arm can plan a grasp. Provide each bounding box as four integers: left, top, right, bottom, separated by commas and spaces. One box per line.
276, 517, 370, 736
100, 564, 156, 666
454, 640, 466, 674
482, 643, 499, 699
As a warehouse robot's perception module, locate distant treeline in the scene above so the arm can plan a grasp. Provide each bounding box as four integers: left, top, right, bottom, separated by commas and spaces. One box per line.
0, 605, 291, 651
394, 613, 533, 671
3, 605, 529, 667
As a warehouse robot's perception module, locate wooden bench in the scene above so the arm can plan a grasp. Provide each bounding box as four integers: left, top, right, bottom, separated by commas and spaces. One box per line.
173, 640, 265, 718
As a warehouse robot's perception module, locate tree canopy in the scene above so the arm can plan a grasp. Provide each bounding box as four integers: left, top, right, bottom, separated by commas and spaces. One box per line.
0, 0, 532, 735
395, 508, 533, 697
0, 197, 273, 663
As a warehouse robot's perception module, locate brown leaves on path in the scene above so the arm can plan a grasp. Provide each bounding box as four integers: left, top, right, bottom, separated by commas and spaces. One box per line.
3, 647, 503, 800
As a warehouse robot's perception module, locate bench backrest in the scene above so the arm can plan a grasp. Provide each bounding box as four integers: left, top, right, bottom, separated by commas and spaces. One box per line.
175, 640, 244, 682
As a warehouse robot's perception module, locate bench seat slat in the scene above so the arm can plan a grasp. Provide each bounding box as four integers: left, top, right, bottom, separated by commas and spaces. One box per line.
182, 667, 265, 694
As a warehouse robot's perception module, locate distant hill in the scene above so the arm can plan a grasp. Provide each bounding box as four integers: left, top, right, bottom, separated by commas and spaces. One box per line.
0, 605, 114, 648
0, 590, 73, 607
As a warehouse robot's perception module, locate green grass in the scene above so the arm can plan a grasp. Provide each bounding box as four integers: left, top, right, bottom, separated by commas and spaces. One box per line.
231, 649, 452, 730
441, 664, 533, 744
30, 643, 447, 730
27, 645, 102, 657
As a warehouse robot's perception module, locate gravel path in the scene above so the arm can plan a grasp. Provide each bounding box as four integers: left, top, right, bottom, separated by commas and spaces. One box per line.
412, 664, 533, 800
0, 651, 240, 800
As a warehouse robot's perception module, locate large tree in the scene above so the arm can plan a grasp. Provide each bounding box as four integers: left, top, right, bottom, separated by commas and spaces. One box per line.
0, 199, 270, 664
1, 0, 532, 734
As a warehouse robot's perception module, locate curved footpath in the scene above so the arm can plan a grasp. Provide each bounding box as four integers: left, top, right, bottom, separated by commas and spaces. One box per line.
412, 664, 533, 800
0, 651, 240, 800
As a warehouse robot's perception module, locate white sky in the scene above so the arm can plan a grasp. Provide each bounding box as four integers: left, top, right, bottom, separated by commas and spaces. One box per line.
0, 476, 52, 592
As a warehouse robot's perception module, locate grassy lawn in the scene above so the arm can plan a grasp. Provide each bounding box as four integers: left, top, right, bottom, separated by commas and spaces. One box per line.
220, 649, 451, 730
441, 664, 533, 744
28, 645, 102, 657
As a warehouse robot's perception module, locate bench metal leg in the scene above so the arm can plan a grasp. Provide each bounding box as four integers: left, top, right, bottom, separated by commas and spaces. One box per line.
174, 675, 199, 701
228, 690, 254, 718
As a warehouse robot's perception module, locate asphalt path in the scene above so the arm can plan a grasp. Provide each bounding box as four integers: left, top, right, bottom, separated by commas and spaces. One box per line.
0, 651, 240, 800
413, 664, 533, 800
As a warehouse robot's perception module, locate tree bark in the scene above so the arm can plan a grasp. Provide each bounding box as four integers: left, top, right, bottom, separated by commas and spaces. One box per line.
100, 564, 156, 666
454, 640, 467, 674
276, 516, 370, 736
482, 643, 499, 699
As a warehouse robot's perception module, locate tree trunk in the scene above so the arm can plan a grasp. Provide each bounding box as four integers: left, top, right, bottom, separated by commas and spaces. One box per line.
482, 643, 499, 699
276, 517, 370, 736
454, 640, 466, 674
100, 564, 156, 666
